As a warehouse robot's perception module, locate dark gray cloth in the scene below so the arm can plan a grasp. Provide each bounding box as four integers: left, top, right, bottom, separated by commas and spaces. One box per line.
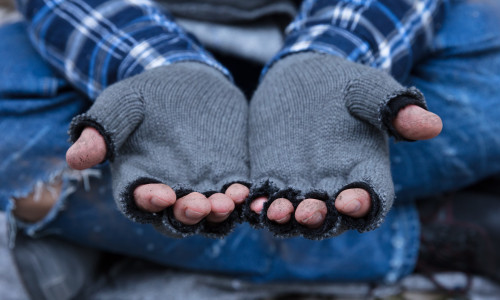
159, 0, 296, 64
159, 0, 297, 23
69, 62, 249, 238
247, 52, 426, 239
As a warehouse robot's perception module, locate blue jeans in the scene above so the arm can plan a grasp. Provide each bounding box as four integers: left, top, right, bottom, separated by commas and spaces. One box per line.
1, 0, 500, 284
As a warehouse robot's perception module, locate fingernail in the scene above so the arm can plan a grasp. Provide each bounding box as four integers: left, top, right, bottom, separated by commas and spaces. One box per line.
213, 211, 231, 218
303, 212, 323, 226
185, 209, 205, 219
150, 197, 169, 208
276, 215, 291, 223
343, 200, 361, 214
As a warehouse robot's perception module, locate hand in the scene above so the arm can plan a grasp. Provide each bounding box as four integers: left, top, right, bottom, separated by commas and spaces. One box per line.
67, 62, 250, 237
247, 52, 442, 239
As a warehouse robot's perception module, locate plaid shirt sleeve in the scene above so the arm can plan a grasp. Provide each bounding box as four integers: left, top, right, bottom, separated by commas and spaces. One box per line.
15, 0, 230, 100
265, 0, 448, 82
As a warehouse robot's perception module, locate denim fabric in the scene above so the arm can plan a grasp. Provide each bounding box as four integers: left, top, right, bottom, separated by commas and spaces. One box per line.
0, 23, 91, 245
390, 0, 500, 201
37, 166, 418, 283
1, 0, 500, 284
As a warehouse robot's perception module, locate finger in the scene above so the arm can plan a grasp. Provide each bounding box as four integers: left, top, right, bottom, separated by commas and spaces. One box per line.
250, 196, 268, 214
66, 127, 107, 170
267, 198, 294, 224
225, 183, 250, 205
393, 105, 443, 140
295, 199, 327, 228
335, 188, 371, 218
173, 192, 211, 225
206, 193, 235, 223
134, 183, 176, 213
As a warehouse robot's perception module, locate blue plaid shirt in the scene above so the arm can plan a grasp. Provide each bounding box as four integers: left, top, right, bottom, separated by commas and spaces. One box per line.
15, 0, 230, 99
265, 0, 448, 81
16, 0, 447, 99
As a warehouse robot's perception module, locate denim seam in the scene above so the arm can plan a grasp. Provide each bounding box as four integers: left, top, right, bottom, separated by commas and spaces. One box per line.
384, 203, 420, 283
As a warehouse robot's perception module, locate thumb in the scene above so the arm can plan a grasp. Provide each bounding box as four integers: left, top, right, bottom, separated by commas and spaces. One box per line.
393, 105, 443, 140
66, 127, 107, 170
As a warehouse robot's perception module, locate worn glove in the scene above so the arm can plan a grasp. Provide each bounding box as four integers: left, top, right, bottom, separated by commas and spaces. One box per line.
246, 52, 427, 239
69, 62, 249, 238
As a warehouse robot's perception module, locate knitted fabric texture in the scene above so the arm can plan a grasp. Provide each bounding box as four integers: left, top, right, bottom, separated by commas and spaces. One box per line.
247, 52, 427, 239
69, 62, 249, 238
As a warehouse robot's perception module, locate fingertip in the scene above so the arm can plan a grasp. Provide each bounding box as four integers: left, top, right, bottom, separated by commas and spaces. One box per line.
393, 105, 443, 140
295, 199, 327, 228
424, 110, 443, 139
134, 184, 176, 213
207, 193, 235, 223
65, 144, 81, 170
174, 192, 211, 225
335, 188, 371, 218
409, 105, 443, 139
250, 196, 267, 214
225, 183, 250, 204
66, 127, 107, 169
208, 193, 235, 213
267, 198, 294, 223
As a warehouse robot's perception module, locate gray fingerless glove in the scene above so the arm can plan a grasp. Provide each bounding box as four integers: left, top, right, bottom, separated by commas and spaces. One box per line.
246, 52, 426, 239
69, 62, 249, 238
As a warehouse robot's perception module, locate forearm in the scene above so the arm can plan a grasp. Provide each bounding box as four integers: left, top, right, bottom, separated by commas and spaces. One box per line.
265, 0, 448, 82
15, 0, 229, 99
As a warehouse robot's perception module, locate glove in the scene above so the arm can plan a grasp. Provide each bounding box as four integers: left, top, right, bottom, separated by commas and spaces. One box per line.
69, 62, 249, 238
246, 52, 427, 239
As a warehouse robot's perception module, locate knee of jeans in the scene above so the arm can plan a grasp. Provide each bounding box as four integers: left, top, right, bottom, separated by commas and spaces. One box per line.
3, 168, 102, 248
1, 173, 62, 248
12, 178, 63, 224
